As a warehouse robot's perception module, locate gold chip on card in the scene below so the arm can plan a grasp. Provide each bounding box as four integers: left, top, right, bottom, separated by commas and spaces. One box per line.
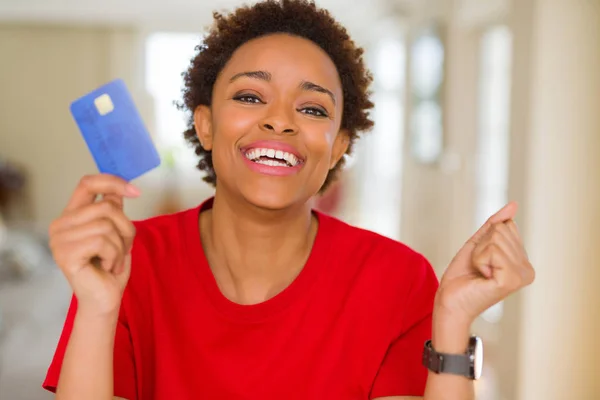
94, 93, 114, 116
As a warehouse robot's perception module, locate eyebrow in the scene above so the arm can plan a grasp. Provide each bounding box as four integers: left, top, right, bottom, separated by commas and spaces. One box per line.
299, 80, 336, 106
229, 70, 272, 83
229, 70, 336, 105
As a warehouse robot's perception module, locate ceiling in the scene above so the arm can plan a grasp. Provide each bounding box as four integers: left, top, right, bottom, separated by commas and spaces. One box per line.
0, 0, 418, 37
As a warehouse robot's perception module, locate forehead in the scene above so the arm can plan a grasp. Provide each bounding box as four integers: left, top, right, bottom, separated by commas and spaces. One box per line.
220, 33, 342, 93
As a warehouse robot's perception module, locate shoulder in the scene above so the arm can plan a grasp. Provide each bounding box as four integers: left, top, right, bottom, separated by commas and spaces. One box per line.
131, 205, 198, 255
318, 211, 435, 282
124, 204, 201, 286
121, 204, 201, 306
317, 212, 438, 334
132, 207, 194, 239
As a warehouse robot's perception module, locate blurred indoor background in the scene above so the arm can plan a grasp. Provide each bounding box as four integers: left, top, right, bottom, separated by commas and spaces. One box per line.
0, 0, 598, 399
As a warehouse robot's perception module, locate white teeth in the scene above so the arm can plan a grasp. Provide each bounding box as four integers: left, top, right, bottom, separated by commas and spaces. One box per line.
255, 159, 287, 167
244, 147, 302, 167
284, 153, 298, 165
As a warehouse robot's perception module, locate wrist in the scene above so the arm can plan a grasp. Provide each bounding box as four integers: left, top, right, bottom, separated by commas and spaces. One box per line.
432, 308, 472, 353
76, 301, 121, 322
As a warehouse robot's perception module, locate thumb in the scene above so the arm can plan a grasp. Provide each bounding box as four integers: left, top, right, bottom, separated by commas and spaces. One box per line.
115, 253, 132, 284
470, 201, 518, 244
489, 201, 518, 223
449, 202, 519, 268
102, 193, 124, 210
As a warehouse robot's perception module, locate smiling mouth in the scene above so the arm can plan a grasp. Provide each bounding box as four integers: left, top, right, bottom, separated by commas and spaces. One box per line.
243, 148, 303, 167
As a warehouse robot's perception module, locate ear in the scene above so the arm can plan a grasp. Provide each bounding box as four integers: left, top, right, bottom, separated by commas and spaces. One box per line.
329, 129, 350, 169
193, 105, 213, 151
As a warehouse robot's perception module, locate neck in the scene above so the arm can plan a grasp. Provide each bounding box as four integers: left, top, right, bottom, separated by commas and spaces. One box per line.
200, 189, 318, 305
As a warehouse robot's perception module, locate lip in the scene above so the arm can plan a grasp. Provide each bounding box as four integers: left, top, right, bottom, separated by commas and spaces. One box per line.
239, 140, 304, 177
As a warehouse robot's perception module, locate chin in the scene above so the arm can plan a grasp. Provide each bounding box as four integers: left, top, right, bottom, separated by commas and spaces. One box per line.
239, 180, 308, 212
214, 160, 327, 212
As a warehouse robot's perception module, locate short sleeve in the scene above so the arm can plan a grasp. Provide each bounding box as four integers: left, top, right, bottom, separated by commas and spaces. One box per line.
370, 256, 439, 398
42, 295, 137, 400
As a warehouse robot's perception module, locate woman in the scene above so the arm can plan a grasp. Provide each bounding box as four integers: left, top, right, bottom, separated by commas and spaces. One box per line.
43, 1, 535, 399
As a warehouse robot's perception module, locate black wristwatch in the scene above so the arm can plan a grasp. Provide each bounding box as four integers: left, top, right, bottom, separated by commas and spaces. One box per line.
422, 336, 483, 380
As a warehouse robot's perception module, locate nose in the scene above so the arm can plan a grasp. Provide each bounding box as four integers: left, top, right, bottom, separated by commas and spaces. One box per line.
259, 105, 299, 135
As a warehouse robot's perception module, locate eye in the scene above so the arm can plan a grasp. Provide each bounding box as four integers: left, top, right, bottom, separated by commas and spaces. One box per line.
299, 107, 329, 118
233, 93, 263, 104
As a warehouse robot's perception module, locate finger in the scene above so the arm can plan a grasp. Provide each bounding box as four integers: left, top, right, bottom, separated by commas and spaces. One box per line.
500, 220, 530, 263
480, 250, 534, 296
90, 236, 121, 273
55, 201, 135, 249
445, 202, 520, 280
451, 202, 519, 268
65, 174, 140, 213
469, 248, 520, 314
101, 194, 128, 250
63, 234, 121, 274
51, 219, 126, 259
504, 220, 522, 242
114, 253, 132, 277
474, 224, 534, 280
102, 193, 124, 210
472, 242, 498, 279
492, 201, 519, 223
469, 202, 519, 245
490, 223, 521, 257
54, 200, 120, 234
473, 242, 507, 280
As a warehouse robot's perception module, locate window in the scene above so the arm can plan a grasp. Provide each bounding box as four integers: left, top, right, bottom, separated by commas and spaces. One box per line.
145, 32, 203, 173
476, 26, 512, 229
356, 37, 406, 240
476, 25, 513, 326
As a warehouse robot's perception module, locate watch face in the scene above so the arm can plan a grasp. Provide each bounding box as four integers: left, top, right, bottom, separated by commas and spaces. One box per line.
471, 336, 484, 380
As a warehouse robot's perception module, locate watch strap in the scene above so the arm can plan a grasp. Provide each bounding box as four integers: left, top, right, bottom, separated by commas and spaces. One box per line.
422, 340, 473, 378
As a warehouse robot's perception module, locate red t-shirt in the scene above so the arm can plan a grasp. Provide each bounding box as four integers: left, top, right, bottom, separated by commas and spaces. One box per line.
43, 198, 438, 399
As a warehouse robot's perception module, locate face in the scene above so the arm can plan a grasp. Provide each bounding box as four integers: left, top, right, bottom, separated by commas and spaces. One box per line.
194, 33, 349, 211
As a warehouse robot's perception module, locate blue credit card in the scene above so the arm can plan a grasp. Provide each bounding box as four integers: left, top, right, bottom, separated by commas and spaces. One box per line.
70, 78, 161, 181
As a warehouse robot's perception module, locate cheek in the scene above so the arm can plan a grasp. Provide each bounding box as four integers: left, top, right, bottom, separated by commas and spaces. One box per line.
302, 123, 338, 160
213, 105, 257, 143
210, 105, 258, 177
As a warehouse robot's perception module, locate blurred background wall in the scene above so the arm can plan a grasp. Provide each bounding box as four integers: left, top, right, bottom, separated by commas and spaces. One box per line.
0, 0, 598, 399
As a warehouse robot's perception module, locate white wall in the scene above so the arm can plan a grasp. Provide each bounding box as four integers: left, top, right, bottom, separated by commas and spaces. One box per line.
509, 0, 600, 398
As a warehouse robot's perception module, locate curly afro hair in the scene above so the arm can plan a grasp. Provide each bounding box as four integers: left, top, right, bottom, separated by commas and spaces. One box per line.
181, 0, 374, 192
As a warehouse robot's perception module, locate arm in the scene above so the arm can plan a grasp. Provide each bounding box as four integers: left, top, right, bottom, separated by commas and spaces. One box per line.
374, 203, 534, 400
369, 322, 472, 400
372, 318, 473, 400
55, 309, 119, 400
422, 315, 474, 399
46, 174, 139, 399
372, 319, 474, 400
417, 202, 534, 400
